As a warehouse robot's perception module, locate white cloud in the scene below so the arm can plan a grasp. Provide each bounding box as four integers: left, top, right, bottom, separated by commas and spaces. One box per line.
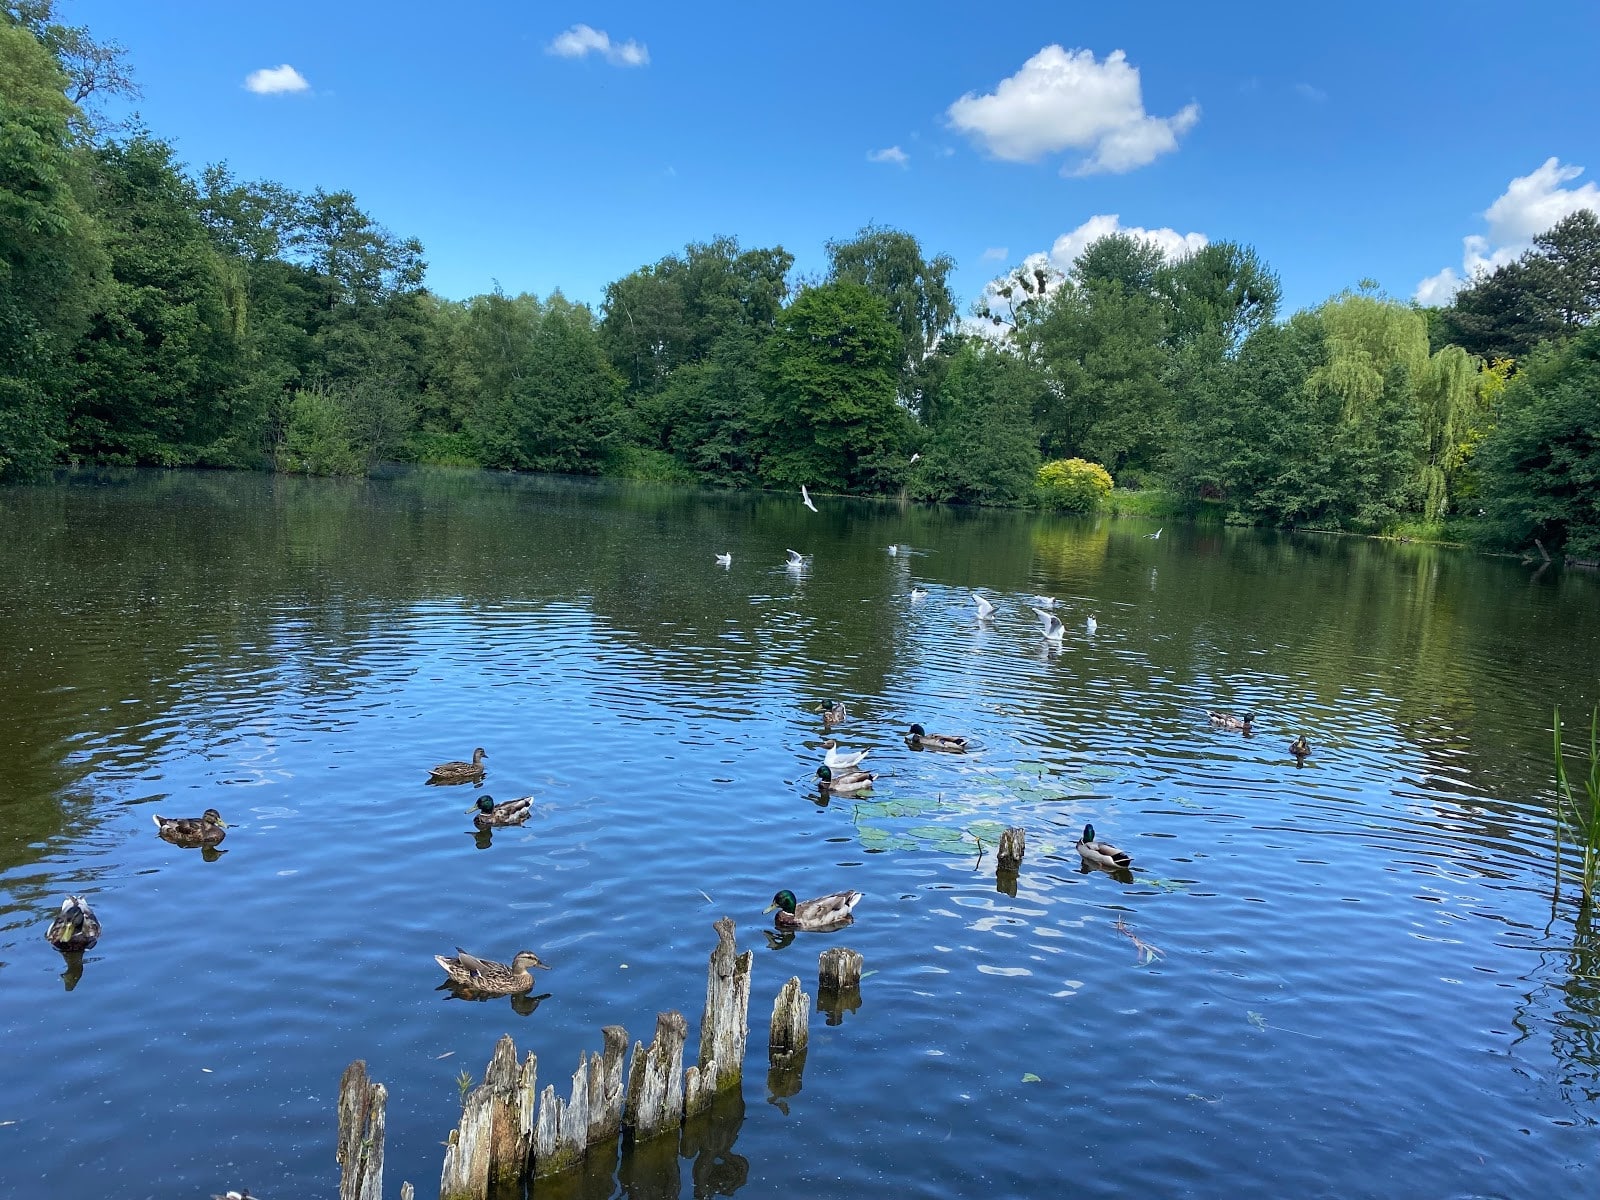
244, 64, 310, 95
946, 47, 1198, 175
1295, 83, 1328, 102
867, 146, 909, 166
975, 214, 1206, 324
981, 246, 1009, 261
1414, 157, 1600, 304
547, 24, 649, 67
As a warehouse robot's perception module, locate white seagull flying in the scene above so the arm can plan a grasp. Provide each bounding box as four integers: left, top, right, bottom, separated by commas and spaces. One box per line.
715, 552, 732, 567
1031, 606, 1065, 641
972, 592, 996, 620
801, 484, 818, 512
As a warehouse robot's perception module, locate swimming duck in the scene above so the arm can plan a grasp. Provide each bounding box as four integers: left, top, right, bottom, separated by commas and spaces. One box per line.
1289, 734, 1311, 762
972, 592, 996, 620
433, 947, 550, 994
821, 739, 868, 770
1075, 823, 1132, 870
466, 795, 533, 828
46, 895, 100, 952
153, 808, 227, 846
1208, 711, 1254, 733
429, 747, 487, 784
906, 722, 969, 752
816, 700, 847, 726
816, 764, 875, 795
764, 888, 864, 931
1030, 606, 1065, 641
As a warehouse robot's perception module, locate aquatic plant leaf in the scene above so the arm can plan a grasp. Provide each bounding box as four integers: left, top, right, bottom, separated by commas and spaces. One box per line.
1021, 1072, 1042, 1083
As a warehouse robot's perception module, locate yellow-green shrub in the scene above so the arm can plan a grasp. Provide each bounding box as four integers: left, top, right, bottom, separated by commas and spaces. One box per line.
1037, 457, 1113, 511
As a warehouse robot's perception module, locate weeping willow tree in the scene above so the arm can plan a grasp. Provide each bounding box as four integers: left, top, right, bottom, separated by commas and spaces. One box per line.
1304, 292, 1429, 527
1415, 344, 1481, 520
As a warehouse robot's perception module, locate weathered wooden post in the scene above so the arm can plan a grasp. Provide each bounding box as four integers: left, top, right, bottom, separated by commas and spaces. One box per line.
623, 1010, 688, 1143
439, 1034, 538, 1200
337, 1060, 386, 1200
686, 916, 753, 1117
532, 1024, 627, 1179
766, 976, 810, 1111
997, 826, 1026, 869
817, 947, 863, 1027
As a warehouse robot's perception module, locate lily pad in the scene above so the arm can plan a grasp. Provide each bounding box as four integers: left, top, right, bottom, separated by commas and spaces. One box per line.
1021, 1072, 1042, 1083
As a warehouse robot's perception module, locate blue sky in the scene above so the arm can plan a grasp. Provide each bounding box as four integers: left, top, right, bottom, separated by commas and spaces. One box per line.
75, 1, 1600, 317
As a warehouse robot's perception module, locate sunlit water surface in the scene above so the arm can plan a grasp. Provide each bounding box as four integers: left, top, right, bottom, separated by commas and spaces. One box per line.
2, 468, 1598, 1199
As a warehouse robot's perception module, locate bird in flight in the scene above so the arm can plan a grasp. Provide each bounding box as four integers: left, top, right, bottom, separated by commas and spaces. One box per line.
801, 484, 818, 512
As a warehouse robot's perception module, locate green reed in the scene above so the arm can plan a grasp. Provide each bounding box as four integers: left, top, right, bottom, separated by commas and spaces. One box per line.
1553, 705, 1600, 904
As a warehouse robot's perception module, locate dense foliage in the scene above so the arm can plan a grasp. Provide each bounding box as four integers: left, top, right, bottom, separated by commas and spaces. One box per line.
2, 4, 1597, 559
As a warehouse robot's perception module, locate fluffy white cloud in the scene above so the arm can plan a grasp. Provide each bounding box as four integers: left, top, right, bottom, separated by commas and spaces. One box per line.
243, 64, 310, 95
867, 146, 909, 166
974, 214, 1206, 326
547, 24, 649, 67
1414, 158, 1600, 305
946, 47, 1198, 175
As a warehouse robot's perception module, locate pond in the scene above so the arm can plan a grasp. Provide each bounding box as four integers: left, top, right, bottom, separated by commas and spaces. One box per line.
1, 467, 1598, 1199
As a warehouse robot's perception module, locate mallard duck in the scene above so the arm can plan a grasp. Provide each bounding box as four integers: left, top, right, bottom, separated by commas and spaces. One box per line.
972, 592, 996, 620
46, 895, 100, 952
821, 739, 868, 770
1208, 710, 1254, 733
816, 699, 847, 726
1075, 823, 1132, 870
466, 795, 533, 828
715, 552, 732, 567
1030, 606, 1065, 641
1289, 734, 1311, 762
429, 747, 487, 784
816, 764, 875, 795
153, 808, 227, 846
434, 947, 550, 994
764, 888, 863, 931
906, 722, 969, 752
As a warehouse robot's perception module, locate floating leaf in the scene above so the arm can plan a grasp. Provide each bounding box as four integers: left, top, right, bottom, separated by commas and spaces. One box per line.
1247, 1010, 1268, 1031
1141, 877, 1188, 893
1021, 1072, 1042, 1083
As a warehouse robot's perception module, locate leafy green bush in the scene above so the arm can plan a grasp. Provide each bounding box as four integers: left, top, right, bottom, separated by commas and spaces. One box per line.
277, 388, 363, 476
1036, 457, 1113, 511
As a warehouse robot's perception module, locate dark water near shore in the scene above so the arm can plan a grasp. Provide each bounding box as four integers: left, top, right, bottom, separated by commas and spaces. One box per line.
2, 467, 1598, 1199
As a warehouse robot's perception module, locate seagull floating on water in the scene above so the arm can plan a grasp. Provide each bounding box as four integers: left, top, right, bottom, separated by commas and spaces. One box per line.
910, 587, 928, 601
822, 739, 869, 770
786, 548, 807, 568
801, 484, 818, 512
972, 593, 996, 620
1086, 614, 1098, 635
715, 552, 732, 567
1035, 596, 1059, 609
1030, 606, 1065, 641
887, 545, 898, 556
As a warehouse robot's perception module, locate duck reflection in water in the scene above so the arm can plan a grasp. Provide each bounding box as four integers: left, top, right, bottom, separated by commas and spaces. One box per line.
59, 953, 86, 992
762, 928, 797, 952
435, 979, 552, 1016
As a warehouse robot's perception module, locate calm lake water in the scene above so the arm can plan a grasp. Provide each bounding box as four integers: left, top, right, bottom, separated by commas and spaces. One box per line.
2, 467, 1599, 1199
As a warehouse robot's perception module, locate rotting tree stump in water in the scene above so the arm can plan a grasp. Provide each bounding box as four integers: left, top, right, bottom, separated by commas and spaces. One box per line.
623, 1010, 688, 1143
817, 947, 863, 1026
337, 1060, 386, 1200
439, 1034, 538, 1200
686, 915, 753, 1117
997, 826, 1026, 870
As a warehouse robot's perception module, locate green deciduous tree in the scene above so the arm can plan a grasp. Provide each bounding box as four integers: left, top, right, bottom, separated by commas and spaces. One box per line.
908, 339, 1042, 505
757, 282, 906, 491
1475, 325, 1600, 557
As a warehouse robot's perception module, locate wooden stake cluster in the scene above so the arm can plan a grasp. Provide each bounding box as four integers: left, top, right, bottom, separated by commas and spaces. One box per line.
338, 919, 861, 1198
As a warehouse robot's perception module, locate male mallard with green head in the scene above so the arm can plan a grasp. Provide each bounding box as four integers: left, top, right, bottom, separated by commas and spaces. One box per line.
46, 895, 100, 952
906, 723, 969, 752
764, 888, 863, 931
434, 947, 550, 994
466, 795, 533, 828
429, 747, 487, 784
815, 700, 847, 726
1075, 823, 1132, 871
153, 808, 227, 846
815, 764, 875, 795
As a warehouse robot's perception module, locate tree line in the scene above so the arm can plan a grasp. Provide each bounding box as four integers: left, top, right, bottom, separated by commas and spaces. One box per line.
3, 4, 1597, 557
